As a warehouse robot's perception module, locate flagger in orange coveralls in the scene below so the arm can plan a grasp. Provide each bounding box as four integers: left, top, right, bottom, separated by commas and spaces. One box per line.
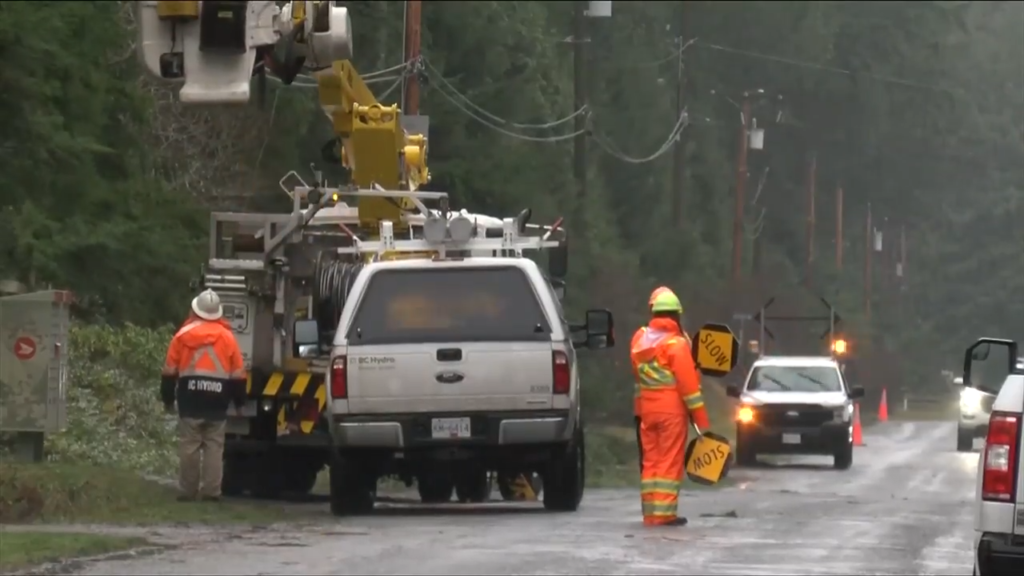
630, 289, 709, 526
632, 287, 694, 473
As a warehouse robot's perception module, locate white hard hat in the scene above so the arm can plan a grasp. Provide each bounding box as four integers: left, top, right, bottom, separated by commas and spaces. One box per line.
191, 289, 223, 321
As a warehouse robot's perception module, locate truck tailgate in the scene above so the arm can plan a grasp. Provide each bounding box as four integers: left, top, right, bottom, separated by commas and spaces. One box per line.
347, 342, 555, 413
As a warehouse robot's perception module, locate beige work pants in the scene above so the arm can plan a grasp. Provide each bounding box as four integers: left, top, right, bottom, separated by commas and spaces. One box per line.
178, 418, 226, 499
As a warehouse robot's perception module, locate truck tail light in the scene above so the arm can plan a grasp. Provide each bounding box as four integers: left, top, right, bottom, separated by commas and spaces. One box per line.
330, 356, 348, 399
982, 411, 1020, 502
552, 351, 570, 394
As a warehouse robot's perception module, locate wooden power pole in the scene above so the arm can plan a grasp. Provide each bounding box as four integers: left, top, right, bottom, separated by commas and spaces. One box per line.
573, 1, 588, 202
402, 0, 423, 115
804, 152, 817, 290
671, 3, 689, 227
864, 202, 873, 326
835, 184, 844, 270
731, 94, 751, 289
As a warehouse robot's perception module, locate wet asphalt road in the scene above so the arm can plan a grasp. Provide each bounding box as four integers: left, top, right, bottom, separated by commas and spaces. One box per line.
70, 421, 978, 575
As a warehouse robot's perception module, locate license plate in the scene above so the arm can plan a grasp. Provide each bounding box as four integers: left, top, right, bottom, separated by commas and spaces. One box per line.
431, 417, 471, 439
782, 433, 801, 445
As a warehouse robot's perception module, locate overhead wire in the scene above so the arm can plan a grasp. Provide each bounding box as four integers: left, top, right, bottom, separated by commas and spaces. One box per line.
695, 40, 965, 96
421, 56, 588, 130
590, 107, 690, 164
603, 38, 696, 70
422, 62, 585, 142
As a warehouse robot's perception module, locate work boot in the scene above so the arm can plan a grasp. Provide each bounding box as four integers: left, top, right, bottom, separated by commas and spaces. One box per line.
663, 517, 688, 527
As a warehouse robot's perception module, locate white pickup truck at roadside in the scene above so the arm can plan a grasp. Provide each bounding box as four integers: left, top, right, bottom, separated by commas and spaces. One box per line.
960, 338, 1024, 576
296, 215, 616, 516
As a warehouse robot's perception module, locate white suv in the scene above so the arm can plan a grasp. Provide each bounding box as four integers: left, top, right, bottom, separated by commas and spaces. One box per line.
962, 339, 1024, 576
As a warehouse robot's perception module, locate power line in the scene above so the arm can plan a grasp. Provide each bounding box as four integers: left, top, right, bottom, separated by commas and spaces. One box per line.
421, 56, 588, 130
426, 73, 584, 142
695, 41, 965, 97
590, 108, 690, 164
604, 38, 696, 70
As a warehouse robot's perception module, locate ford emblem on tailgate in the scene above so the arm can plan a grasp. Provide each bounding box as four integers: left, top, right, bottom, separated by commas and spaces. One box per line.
786, 411, 799, 417
436, 371, 465, 384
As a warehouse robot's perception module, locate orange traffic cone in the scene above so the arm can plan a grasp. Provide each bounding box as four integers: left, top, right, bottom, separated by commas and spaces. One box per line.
878, 388, 889, 422
852, 403, 864, 447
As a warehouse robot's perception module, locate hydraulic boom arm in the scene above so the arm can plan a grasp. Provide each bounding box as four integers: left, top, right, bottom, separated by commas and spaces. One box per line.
136, 1, 428, 230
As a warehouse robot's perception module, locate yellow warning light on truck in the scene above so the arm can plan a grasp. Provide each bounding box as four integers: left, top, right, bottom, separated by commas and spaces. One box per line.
831, 338, 848, 355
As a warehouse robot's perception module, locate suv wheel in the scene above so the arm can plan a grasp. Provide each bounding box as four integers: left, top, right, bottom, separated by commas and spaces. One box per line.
542, 425, 585, 512
417, 472, 455, 503
957, 426, 974, 452
328, 453, 376, 516
833, 440, 853, 470
734, 435, 757, 467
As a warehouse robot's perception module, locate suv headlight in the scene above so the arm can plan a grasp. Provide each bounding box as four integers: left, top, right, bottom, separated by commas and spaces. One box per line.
834, 404, 853, 422
960, 387, 984, 413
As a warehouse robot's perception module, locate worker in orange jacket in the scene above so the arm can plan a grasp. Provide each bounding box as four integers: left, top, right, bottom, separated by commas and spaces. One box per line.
631, 287, 672, 471
162, 289, 248, 502
630, 289, 709, 526
631, 287, 694, 473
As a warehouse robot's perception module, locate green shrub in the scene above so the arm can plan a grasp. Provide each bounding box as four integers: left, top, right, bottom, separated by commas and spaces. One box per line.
46, 323, 178, 477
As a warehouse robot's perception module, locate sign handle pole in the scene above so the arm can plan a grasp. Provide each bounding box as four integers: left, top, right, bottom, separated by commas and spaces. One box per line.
759, 306, 765, 357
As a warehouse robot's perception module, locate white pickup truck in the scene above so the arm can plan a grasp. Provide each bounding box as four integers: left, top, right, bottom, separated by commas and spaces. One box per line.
961, 339, 1024, 575
315, 256, 614, 516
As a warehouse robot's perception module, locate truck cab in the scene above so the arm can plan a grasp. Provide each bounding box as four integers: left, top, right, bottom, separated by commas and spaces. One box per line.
962, 338, 1024, 576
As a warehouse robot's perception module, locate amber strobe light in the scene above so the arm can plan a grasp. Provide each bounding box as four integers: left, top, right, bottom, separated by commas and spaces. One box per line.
831, 338, 848, 355
737, 406, 755, 423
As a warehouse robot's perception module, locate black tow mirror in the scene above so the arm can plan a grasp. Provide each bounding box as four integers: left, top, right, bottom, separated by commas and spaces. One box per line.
573, 309, 614, 350
848, 386, 865, 400
548, 240, 568, 279
725, 384, 741, 399
963, 337, 1018, 396
293, 319, 320, 358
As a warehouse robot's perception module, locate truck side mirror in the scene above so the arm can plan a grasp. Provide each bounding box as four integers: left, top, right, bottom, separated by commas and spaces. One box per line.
293, 319, 320, 358
585, 309, 614, 349
963, 338, 1017, 395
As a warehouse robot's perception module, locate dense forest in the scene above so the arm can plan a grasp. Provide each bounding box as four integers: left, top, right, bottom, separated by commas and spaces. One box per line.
1, 1, 1022, 429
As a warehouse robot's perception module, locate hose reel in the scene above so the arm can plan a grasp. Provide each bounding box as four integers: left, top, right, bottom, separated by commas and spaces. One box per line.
312, 251, 363, 340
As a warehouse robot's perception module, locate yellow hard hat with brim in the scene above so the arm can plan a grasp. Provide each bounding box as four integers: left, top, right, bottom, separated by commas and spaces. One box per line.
650, 291, 683, 314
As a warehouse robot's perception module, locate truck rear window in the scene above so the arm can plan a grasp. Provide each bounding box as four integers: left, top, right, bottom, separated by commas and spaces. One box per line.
347, 267, 551, 344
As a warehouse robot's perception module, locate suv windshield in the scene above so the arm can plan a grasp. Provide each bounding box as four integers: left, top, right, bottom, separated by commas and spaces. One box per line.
347, 267, 551, 345
746, 365, 844, 393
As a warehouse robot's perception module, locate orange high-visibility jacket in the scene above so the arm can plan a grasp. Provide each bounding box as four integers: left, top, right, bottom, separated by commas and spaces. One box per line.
630, 318, 708, 429
162, 318, 247, 419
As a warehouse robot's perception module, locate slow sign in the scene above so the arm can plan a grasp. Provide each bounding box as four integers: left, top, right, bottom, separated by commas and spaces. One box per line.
692, 323, 739, 378
684, 428, 732, 485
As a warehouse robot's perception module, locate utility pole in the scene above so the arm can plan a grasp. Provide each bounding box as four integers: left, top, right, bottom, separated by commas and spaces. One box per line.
671, 3, 689, 227
402, 0, 423, 115
804, 151, 817, 290
835, 184, 844, 271
864, 202, 873, 326
573, 1, 588, 201
731, 93, 751, 289
900, 223, 907, 282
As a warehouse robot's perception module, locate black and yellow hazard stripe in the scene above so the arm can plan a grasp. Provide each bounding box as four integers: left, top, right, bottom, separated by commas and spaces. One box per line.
246, 371, 328, 434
